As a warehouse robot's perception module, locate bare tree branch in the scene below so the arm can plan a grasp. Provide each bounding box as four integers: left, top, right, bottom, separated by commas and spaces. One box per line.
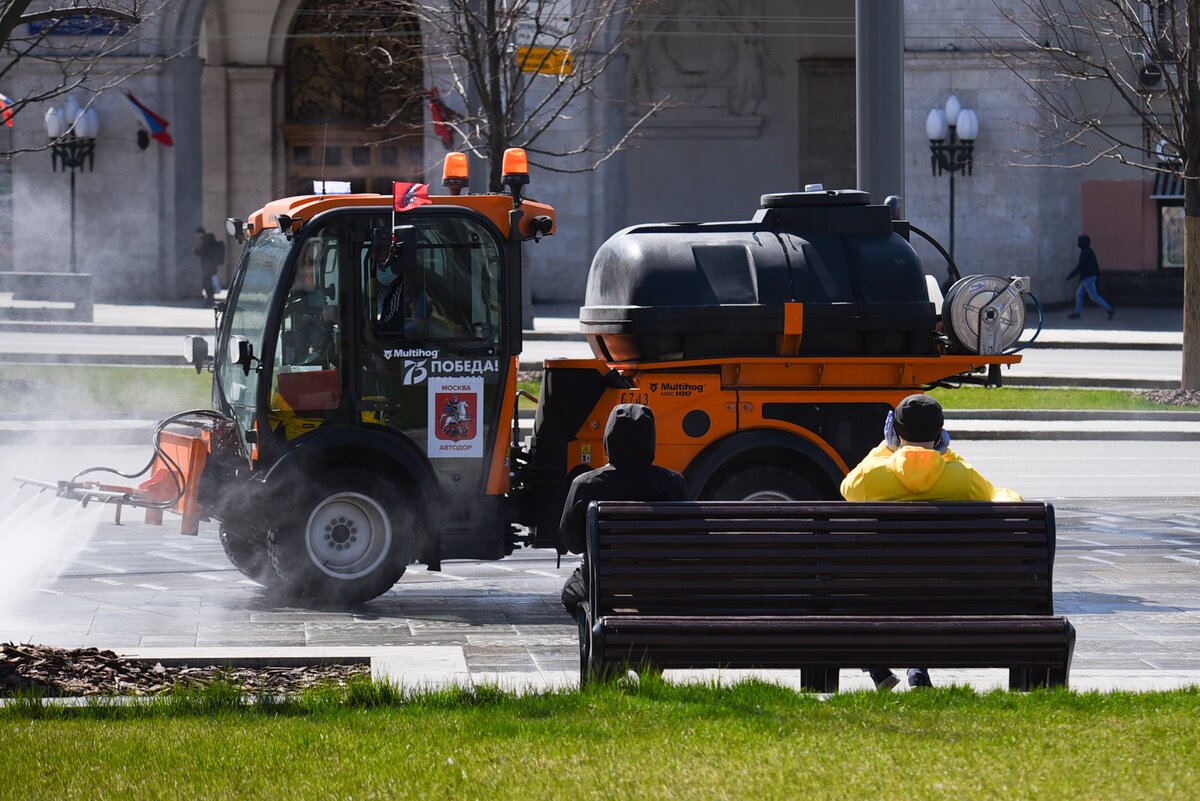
0, 2, 183, 156
326, 0, 662, 191
18, 8, 139, 26
981, 0, 1200, 389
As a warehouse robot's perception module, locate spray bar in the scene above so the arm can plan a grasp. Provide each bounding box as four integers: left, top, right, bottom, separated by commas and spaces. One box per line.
13, 475, 132, 505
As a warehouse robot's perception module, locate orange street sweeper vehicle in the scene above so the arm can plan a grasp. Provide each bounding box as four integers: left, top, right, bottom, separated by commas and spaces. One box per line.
37, 151, 1033, 604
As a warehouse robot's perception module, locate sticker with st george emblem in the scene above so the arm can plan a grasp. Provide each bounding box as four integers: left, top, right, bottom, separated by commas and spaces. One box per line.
428, 377, 483, 457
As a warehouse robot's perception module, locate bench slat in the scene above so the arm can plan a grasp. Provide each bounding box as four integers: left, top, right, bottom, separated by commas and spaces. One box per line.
600, 547, 1051, 562
599, 562, 1049, 577
600, 519, 1047, 533
595, 532, 1046, 544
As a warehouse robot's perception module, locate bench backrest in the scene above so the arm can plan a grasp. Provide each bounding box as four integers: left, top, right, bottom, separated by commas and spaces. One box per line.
586, 501, 1057, 618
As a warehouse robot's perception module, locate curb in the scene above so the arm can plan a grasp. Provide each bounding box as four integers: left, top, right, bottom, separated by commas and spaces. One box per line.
0, 323, 1181, 352
1028, 340, 1181, 352
944, 409, 1200, 421
1000, 376, 1179, 390
0, 354, 185, 367
4, 420, 1198, 446
951, 429, 1200, 442
0, 323, 209, 337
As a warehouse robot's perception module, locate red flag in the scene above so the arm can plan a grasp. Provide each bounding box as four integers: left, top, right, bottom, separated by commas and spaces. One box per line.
0, 92, 14, 128
393, 182, 431, 212
426, 88, 457, 149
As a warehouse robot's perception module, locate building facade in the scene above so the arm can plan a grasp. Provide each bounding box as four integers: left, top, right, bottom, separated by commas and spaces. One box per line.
0, 1, 1176, 308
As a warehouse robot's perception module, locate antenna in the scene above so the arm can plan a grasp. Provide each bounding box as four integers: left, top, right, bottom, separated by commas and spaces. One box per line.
318, 123, 329, 196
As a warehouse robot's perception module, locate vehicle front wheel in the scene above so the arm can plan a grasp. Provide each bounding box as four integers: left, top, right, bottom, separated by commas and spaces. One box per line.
267, 468, 417, 605
219, 525, 281, 588
705, 463, 827, 502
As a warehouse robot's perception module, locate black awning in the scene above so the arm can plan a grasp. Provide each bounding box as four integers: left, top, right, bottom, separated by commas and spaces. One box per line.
1152, 172, 1184, 199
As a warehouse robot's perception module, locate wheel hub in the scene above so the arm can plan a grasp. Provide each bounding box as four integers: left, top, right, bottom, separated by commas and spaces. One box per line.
326, 519, 355, 546
305, 492, 391, 580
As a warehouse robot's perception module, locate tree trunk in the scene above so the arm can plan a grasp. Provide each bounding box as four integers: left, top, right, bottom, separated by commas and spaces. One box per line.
1185, 199, 1200, 390
1184, 2, 1200, 391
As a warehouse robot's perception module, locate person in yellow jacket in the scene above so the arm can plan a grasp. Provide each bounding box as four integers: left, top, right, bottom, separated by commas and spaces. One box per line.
840, 393, 1022, 691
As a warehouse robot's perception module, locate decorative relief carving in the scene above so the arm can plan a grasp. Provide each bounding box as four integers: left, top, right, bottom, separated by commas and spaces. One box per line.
285, 0, 420, 124
628, 0, 776, 137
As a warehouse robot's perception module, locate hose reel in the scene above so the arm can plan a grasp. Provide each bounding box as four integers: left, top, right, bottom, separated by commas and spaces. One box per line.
942, 275, 1031, 355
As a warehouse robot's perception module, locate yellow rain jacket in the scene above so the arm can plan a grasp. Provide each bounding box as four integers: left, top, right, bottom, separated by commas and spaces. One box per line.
840, 441, 1022, 502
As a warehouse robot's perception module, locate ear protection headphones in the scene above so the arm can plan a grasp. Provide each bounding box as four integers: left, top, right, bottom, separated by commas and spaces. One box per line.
884, 410, 951, 454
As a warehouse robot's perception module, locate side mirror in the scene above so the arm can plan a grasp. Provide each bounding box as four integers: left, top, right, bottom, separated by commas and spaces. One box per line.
183, 335, 210, 374
530, 215, 554, 242
225, 217, 246, 244
228, 335, 256, 375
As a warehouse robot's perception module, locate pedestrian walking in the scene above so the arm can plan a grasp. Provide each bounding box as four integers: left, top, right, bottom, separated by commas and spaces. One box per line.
193, 227, 224, 304
1066, 234, 1114, 320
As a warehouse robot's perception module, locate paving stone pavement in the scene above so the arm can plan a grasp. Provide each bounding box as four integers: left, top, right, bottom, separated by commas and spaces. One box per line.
2, 497, 1199, 693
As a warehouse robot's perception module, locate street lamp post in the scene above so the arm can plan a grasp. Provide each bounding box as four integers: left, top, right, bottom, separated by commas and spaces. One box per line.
926, 94, 979, 262
45, 97, 99, 273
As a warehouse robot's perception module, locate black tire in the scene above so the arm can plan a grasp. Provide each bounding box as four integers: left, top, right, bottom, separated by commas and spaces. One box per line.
219, 525, 280, 587
267, 467, 416, 605
705, 464, 826, 502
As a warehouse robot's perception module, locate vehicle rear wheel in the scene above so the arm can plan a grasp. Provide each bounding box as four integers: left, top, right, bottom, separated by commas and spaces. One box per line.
706, 464, 826, 501
267, 467, 416, 604
219, 525, 280, 587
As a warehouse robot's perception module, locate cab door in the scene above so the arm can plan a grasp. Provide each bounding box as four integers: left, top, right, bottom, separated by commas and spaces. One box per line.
266, 220, 350, 442
350, 210, 509, 494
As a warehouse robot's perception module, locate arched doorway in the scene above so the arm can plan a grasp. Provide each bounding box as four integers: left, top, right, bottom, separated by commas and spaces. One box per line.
284, 0, 423, 195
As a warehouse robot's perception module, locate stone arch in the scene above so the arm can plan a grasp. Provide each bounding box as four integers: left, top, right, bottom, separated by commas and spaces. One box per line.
281, 0, 424, 195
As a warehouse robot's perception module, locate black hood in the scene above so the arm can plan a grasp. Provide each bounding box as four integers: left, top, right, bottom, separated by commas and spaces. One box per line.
604, 403, 656, 468
1078, 235, 1091, 248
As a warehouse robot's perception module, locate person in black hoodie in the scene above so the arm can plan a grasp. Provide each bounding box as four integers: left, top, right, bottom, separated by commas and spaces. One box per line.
558, 403, 688, 617
1066, 234, 1115, 320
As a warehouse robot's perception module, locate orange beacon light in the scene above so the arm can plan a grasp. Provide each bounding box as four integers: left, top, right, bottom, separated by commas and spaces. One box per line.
442, 151, 469, 195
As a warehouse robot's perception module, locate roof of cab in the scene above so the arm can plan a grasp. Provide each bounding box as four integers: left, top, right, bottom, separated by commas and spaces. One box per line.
247, 192, 555, 240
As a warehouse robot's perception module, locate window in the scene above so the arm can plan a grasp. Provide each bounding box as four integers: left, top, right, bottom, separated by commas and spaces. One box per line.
272, 226, 344, 416
362, 215, 502, 345
218, 230, 291, 430
1161, 204, 1184, 269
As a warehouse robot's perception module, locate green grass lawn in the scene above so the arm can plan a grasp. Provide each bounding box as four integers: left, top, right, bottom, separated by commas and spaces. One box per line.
930, 386, 1198, 411
0, 365, 210, 418
2, 681, 1198, 800
2, 367, 1193, 418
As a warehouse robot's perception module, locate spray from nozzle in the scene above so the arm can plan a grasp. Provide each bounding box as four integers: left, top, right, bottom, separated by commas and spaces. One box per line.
0, 485, 107, 626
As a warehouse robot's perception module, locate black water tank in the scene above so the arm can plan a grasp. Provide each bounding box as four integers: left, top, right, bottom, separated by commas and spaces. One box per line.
579, 189, 936, 362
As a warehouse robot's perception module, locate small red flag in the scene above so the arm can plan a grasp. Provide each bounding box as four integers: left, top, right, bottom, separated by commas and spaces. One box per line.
0, 92, 15, 128
393, 182, 431, 212
426, 87, 457, 149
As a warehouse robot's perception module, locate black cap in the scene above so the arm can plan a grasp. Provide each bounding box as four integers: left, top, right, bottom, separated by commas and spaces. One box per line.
893, 394, 944, 443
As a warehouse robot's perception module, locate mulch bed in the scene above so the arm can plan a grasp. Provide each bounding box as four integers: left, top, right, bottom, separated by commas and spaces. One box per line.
1, 643, 369, 697
1138, 389, 1200, 408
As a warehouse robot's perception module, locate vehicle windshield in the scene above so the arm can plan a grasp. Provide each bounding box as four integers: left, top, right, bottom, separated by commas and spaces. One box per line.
217, 229, 290, 430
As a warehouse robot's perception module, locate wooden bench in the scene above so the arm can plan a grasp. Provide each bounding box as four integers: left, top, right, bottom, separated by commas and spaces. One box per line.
0, 271, 94, 321
580, 500, 1075, 691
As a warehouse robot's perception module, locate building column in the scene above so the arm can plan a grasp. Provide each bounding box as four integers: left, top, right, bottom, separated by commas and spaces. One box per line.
224, 67, 279, 229
856, 0, 905, 204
